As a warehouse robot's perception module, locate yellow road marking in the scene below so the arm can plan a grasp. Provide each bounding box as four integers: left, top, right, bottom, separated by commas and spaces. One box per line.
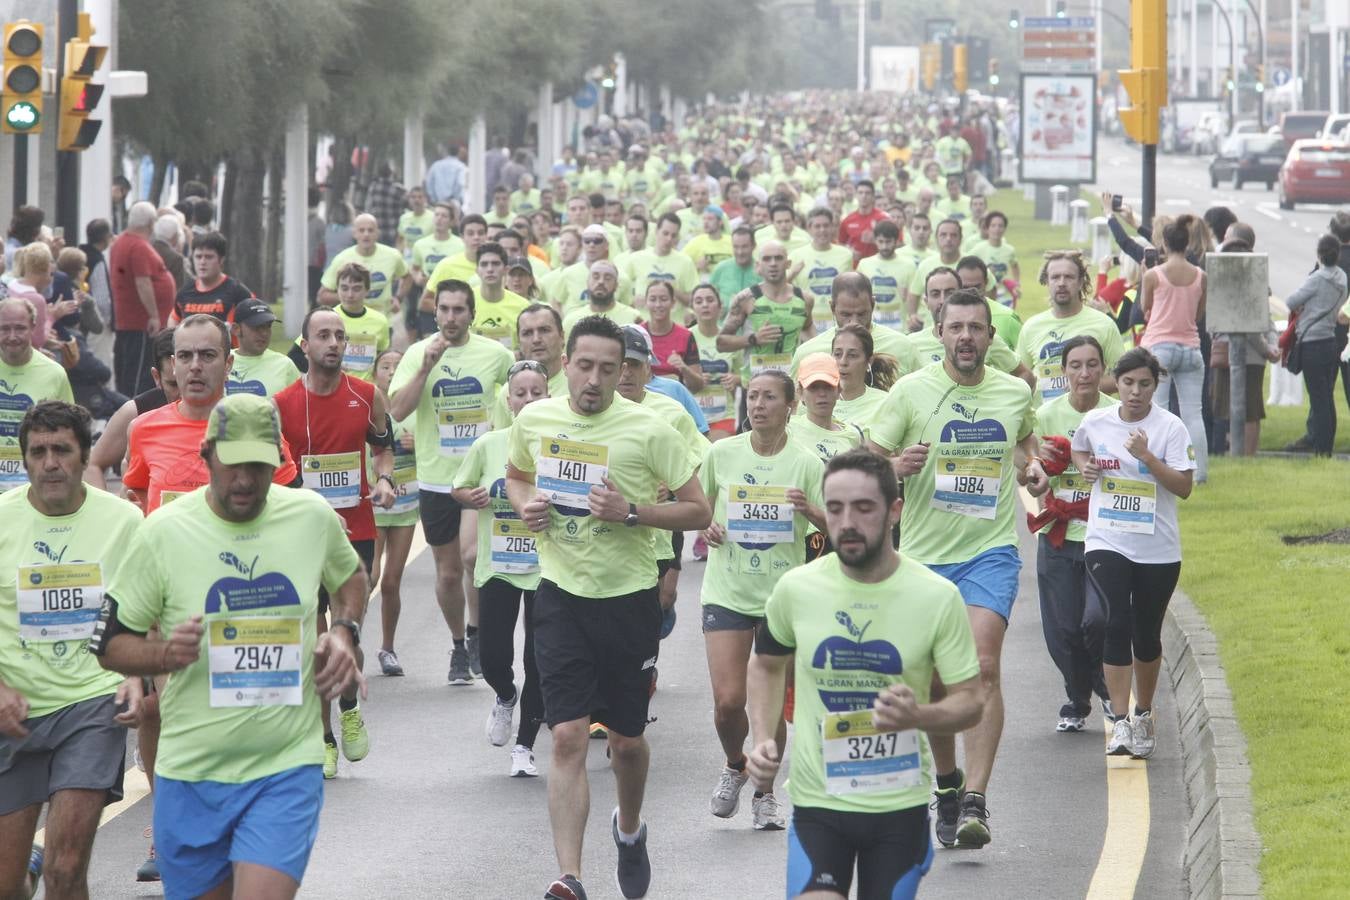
1086, 715, 1151, 899
35, 767, 151, 846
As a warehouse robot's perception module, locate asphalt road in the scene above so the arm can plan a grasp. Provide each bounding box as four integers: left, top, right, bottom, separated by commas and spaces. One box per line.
1090, 133, 1342, 295
69, 510, 1188, 900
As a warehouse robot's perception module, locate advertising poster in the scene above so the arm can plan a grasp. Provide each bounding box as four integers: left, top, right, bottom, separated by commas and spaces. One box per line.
1019, 73, 1097, 183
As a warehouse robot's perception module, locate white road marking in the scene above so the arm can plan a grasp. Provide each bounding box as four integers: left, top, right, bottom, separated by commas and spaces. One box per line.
1254, 206, 1284, 222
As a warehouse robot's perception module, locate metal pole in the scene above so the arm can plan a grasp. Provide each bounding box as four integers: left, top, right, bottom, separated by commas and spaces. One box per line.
1241, 0, 1266, 126
1290, 0, 1299, 110
858, 0, 869, 91
403, 113, 424, 193
1141, 143, 1156, 231
282, 104, 308, 333
1228, 338, 1247, 456
55, 0, 80, 238
1190, 0, 1199, 96
12, 135, 27, 207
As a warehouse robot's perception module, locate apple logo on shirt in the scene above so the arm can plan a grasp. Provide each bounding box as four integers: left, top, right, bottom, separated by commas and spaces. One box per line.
204, 552, 302, 614
810, 610, 904, 712
0, 379, 35, 438
225, 370, 267, 397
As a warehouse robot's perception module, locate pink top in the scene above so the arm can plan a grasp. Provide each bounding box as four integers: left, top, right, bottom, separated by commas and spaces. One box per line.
1142, 266, 1202, 349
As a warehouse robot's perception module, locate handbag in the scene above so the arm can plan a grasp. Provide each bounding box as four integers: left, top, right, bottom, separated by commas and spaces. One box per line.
1281, 300, 1337, 376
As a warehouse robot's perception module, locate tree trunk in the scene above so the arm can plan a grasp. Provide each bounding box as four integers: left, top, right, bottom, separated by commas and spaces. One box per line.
148, 151, 171, 208
328, 134, 354, 208
225, 145, 268, 294
262, 147, 285, 302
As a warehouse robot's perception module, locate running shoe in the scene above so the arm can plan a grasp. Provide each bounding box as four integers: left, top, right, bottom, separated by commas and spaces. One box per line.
751, 792, 786, 831
466, 632, 483, 679
378, 649, 404, 676
486, 692, 517, 747
1056, 714, 1086, 733
692, 534, 709, 561
589, 721, 608, 740
544, 875, 587, 900
511, 744, 538, 777
27, 844, 42, 897
323, 739, 339, 779
710, 765, 750, 818
1102, 697, 1116, 727
611, 808, 651, 899
1131, 709, 1156, 759
448, 647, 473, 685
1106, 717, 1135, 756
954, 792, 992, 848
930, 770, 964, 848
136, 828, 160, 882
339, 706, 370, 761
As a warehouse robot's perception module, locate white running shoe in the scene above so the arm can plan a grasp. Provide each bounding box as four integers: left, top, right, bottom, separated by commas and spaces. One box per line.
486, 693, 517, 747
751, 792, 786, 831
1106, 717, 1135, 756
710, 765, 750, 818
1131, 709, 1156, 759
510, 744, 538, 777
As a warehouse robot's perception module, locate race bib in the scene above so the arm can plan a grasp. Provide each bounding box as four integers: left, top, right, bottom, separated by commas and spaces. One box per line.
17, 563, 103, 642
302, 452, 361, 509
342, 341, 376, 374
1096, 477, 1156, 535
536, 439, 609, 511
437, 406, 488, 457
726, 485, 793, 544
489, 517, 539, 575
822, 709, 922, 796
385, 453, 418, 515
749, 353, 791, 376
1036, 362, 1068, 402
208, 617, 303, 708
1054, 472, 1092, 525
0, 444, 25, 492
931, 454, 1000, 520
696, 386, 729, 422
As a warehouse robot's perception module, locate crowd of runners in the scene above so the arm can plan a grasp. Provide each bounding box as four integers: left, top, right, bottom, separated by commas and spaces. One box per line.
0, 90, 1209, 900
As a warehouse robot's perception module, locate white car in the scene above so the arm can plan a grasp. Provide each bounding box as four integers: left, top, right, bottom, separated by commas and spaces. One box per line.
1319, 113, 1350, 140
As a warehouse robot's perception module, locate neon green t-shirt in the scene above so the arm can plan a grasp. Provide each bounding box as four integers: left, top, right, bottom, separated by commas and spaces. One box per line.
856, 253, 918, 332
790, 326, 918, 381
561, 302, 643, 337
906, 253, 963, 323
970, 240, 1017, 300
0, 486, 140, 716
453, 430, 541, 592
641, 389, 708, 563
226, 350, 301, 397
371, 413, 418, 528
389, 333, 514, 490
1033, 393, 1118, 543
292, 305, 392, 382
397, 210, 435, 251
412, 234, 465, 274
833, 387, 889, 438
764, 553, 980, 813
692, 327, 742, 425
623, 249, 699, 299
684, 233, 734, 272
107, 486, 360, 784
473, 290, 532, 350
934, 195, 973, 222
425, 253, 479, 290
0, 352, 73, 493
490, 369, 568, 430
787, 416, 865, 463
507, 395, 696, 598
698, 433, 824, 616
510, 189, 542, 216
321, 244, 408, 314
1015, 307, 1124, 407
869, 364, 1035, 565
790, 243, 855, 301
709, 261, 762, 317
908, 327, 1020, 374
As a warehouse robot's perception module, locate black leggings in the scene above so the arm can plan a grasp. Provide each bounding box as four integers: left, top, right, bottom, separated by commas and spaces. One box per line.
478, 578, 543, 749
1085, 550, 1181, 667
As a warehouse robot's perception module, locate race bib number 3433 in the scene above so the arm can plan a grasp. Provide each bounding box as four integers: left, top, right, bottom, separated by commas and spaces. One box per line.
726, 485, 793, 543
208, 617, 302, 708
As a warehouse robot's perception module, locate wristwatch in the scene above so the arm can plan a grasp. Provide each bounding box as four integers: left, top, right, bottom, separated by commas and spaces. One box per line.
624, 503, 640, 527
747, 332, 759, 348
331, 618, 361, 646
377, 473, 395, 488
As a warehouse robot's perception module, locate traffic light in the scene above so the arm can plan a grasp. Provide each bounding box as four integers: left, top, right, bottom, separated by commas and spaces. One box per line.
989, 58, 1000, 87
1008, 9, 1020, 29
1055, 1, 1067, 18
1118, 0, 1167, 145
921, 43, 939, 91
2, 20, 43, 135
58, 22, 107, 152
1254, 64, 1266, 93
954, 43, 969, 93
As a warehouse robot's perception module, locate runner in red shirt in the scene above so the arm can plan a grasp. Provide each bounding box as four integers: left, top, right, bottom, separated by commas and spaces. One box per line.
640, 281, 704, 389
123, 315, 298, 514
274, 306, 396, 780
170, 231, 255, 324
837, 179, 892, 264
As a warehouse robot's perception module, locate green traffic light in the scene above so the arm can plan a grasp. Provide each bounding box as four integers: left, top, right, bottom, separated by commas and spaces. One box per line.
4, 100, 39, 131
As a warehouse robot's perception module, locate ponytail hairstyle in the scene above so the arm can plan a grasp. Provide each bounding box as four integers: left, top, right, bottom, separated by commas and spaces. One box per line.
833, 323, 901, 392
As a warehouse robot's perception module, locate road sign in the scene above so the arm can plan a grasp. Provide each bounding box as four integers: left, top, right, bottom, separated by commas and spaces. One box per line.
573, 82, 598, 109
1272, 67, 1290, 87
1022, 16, 1096, 74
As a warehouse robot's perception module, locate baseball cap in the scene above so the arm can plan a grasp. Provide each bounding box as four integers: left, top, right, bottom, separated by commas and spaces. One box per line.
506, 255, 533, 273
703, 205, 725, 220
234, 298, 277, 327
581, 223, 607, 240
797, 352, 840, 389
204, 394, 282, 467
620, 324, 656, 364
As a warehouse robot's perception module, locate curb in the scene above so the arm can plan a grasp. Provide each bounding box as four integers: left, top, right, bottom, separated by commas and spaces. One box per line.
1162, 591, 1263, 899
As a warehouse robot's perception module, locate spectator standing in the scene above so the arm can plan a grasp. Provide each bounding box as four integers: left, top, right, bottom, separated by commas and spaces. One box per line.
325, 199, 356, 266
425, 144, 467, 206
363, 162, 406, 245
1287, 235, 1350, 456
152, 215, 189, 293
5, 206, 43, 269
109, 201, 175, 396
110, 174, 131, 233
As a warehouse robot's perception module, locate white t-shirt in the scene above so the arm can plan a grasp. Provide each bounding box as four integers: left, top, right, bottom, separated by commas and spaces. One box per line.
1071, 404, 1195, 563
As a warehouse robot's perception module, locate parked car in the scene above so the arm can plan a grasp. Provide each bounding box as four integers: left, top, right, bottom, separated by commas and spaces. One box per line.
1278, 140, 1350, 209
1229, 119, 1261, 136
1318, 113, 1350, 140
1278, 111, 1331, 148
1210, 134, 1287, 189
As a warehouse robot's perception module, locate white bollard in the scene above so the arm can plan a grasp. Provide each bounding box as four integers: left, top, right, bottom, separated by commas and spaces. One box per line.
1050, 185, 1069, 226
1023, 180, 1036, 201
1090, 217, 1112, 261
1069, 199, 1090, 243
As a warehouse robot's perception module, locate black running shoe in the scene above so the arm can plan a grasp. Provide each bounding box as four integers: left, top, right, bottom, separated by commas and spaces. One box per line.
544, 874, 587, 900
930, 770, 964, 848
955, 792, 992, 848
612, 808, 651, 898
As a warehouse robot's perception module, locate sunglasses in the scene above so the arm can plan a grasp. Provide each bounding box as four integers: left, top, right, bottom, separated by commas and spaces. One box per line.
508, 359, 548, 378
582, 237, 606, 245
